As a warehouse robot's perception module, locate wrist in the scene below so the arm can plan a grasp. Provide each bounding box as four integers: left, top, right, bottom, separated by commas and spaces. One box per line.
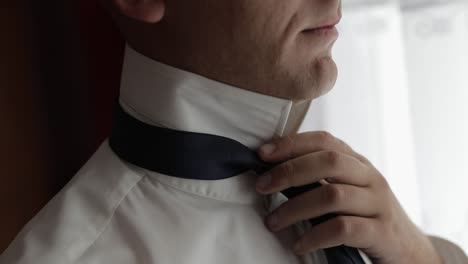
402, 233, 443, 264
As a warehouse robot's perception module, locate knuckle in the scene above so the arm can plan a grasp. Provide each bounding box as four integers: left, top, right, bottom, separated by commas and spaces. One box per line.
315, 131, 335, 147
366, 221, 378, 237
278, 161, 295, 186
283, 135, 296, 158
325, 150, 341, 167
315, 131, 336, 149
323, 185, 345, 204
307, 131, 335, 149
335, 217, 353, 237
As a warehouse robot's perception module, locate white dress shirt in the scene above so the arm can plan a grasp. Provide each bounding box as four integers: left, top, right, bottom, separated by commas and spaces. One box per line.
1, 45, 466, 264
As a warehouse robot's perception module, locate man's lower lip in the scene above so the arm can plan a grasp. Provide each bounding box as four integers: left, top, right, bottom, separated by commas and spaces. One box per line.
302, 26, 338, 37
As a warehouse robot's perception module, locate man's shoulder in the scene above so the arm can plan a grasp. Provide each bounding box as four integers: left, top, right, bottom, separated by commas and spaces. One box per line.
0, 140, 145, 264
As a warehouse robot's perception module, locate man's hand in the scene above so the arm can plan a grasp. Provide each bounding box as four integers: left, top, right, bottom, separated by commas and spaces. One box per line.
255, 131, 442, 264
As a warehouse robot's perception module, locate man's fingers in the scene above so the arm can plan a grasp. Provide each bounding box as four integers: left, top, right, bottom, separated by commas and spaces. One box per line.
293, 216, 378, 256
259, 131, 369, 164
265, 184, 377, 232
256, 150, 370, 194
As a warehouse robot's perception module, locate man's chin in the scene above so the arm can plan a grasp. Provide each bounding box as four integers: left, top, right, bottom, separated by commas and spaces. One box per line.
285, 63, 338, 101
312, 56, 338, 98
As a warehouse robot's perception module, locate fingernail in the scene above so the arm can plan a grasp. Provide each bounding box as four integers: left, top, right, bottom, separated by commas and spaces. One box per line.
256, 173, 271, 191
267, 214, 278, 230
260, 143, 276, 155
325, 178, 335, 183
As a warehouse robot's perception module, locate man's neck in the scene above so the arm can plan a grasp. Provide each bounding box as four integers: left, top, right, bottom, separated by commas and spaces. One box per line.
119, 44, 311, 149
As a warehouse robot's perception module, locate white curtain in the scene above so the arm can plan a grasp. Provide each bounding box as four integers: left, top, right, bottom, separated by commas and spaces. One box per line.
300, 0, 468, 253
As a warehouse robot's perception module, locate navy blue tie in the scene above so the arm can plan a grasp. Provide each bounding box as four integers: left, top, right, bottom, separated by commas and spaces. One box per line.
109, 102, 365, 264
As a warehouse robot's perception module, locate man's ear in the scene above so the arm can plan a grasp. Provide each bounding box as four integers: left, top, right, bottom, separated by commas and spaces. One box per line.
113, 0, 165, 23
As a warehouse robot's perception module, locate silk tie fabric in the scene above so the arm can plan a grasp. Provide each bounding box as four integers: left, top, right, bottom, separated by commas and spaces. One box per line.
109, 103, 365, 264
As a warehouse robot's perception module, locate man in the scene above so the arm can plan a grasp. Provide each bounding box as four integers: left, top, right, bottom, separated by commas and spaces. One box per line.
1, 0, 467, 263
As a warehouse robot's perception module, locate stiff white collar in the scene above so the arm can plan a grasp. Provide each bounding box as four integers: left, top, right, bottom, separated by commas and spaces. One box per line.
119, 45, 312, 149
118, 45, 310, 203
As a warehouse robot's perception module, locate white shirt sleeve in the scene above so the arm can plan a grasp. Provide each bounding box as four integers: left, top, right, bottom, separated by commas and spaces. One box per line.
429, 236, 468, 264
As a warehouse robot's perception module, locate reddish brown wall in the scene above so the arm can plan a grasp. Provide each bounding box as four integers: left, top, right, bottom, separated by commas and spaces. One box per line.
0, 0, 124, 252
0, 2, 51, 252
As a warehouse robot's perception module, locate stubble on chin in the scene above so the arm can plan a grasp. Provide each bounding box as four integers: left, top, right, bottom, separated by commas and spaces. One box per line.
269, 54, 338, 101
313, 56, 338, 97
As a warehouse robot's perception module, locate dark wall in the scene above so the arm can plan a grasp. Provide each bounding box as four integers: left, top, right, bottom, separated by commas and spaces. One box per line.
0, 2, 50, 252
0, 0, 124, 252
